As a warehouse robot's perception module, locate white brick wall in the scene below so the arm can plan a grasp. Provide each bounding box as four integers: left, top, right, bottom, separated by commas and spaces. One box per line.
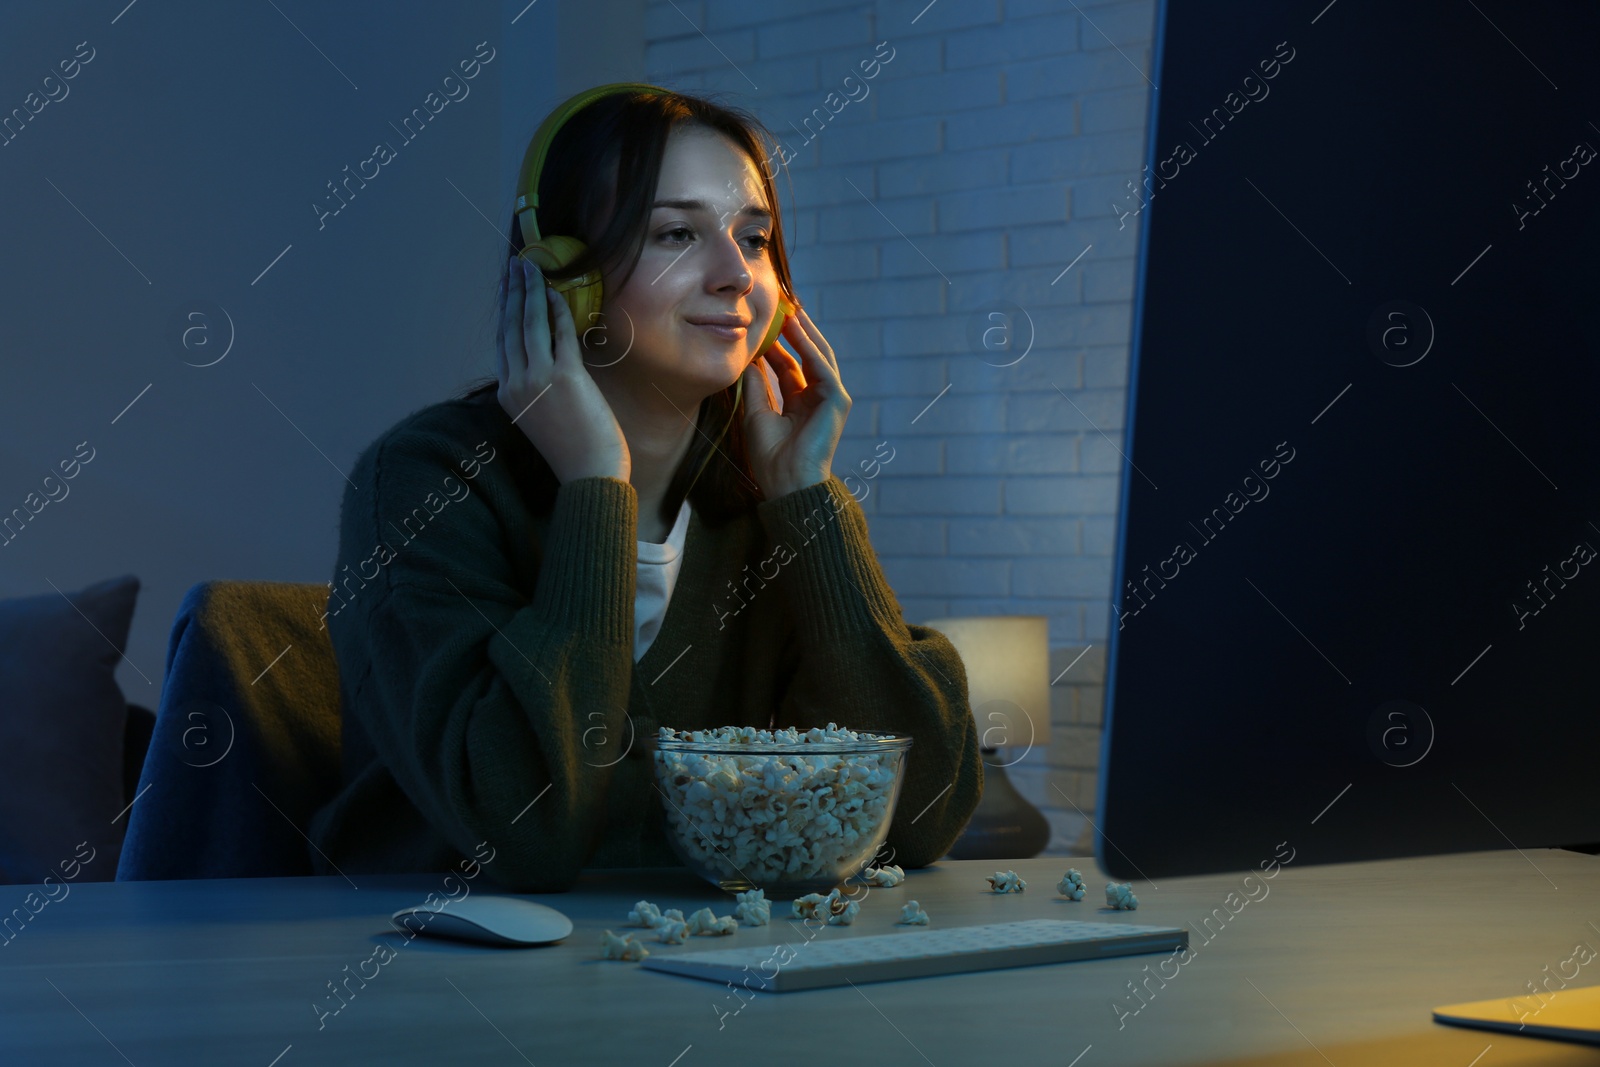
644, 0, 1157, 851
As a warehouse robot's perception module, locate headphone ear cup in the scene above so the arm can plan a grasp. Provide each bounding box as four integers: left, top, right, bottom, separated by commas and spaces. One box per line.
519, 236, 603, 338
756, 296, 797, 354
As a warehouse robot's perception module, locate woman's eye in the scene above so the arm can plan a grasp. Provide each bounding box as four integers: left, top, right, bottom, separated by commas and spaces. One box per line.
658, 227, 771, 253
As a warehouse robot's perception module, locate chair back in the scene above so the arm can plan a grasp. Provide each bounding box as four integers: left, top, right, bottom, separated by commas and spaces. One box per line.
116, 581, 341, 880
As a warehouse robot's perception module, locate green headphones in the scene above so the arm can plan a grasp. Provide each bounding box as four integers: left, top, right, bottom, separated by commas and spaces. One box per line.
514, 82, 795, 498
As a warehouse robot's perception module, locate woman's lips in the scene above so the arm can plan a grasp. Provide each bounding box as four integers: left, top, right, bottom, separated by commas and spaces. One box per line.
691, 323, 748, 341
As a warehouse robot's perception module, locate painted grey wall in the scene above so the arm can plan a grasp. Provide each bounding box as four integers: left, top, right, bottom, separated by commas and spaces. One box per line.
0, 1, 608, 711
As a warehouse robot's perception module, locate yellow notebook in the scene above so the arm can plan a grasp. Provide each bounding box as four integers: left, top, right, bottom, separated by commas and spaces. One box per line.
1434, 984, 1600, 1046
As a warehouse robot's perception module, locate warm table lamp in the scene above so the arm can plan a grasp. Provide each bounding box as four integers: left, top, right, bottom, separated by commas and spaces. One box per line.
920, 615, 1052, 859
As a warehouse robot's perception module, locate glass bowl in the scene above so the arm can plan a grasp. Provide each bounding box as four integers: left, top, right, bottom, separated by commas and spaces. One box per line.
651, 726, 914, 895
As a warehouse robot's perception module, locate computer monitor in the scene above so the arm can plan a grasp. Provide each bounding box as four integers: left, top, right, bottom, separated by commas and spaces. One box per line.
1097, 0, 1600, 881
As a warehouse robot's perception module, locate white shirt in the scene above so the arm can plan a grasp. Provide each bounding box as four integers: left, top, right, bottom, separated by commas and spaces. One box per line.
633, 495, 692, 662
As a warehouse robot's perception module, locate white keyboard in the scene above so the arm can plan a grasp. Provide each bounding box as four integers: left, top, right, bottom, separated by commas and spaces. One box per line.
639, 918, 1188, 992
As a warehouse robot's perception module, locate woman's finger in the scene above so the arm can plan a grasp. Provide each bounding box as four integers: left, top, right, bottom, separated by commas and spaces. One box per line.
496, 256, 511, 387
520, 258, 554, 374
779, 311, 840, 393
763, 354, 786, 412
765, 342, 809, 406
544, 285, 580, 366
743, 357, 777, 415
782, 310, 833, 382
505, 255, 532, 384
792, 307, 838, 376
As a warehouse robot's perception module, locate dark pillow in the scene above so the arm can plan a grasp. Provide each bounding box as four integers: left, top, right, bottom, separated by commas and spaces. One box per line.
0, 575, 141, 884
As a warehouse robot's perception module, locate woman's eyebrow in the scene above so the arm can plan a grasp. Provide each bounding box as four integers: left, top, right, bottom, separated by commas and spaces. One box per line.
652, 197, 772, 222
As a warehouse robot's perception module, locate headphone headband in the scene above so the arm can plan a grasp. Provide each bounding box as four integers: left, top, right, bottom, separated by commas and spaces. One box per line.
515, 82, 670, 244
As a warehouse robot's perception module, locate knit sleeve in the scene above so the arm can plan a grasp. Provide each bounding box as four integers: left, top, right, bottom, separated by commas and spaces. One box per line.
328, 426, 639, 892
754, 475, 983, 868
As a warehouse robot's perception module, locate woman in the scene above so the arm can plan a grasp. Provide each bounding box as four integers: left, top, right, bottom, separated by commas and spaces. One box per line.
306, 86, 983, 892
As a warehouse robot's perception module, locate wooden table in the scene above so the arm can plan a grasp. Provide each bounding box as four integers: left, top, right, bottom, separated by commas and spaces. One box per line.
2, 851, 1597, 1065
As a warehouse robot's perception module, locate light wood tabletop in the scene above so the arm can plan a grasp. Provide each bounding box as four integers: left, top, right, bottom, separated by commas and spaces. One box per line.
2, 850, 1598, 1066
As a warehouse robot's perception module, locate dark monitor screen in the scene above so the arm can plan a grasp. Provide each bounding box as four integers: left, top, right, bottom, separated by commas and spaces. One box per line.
1097, 0, 1600, 881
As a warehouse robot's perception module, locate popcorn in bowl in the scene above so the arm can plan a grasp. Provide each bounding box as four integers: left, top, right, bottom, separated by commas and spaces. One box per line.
652, 724, 914, 895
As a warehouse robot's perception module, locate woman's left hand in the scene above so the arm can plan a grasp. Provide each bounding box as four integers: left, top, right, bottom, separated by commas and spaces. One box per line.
741, 306, 851, 499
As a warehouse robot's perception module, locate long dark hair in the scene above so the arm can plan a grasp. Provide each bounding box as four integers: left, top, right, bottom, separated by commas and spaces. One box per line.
458, 87, 798, 529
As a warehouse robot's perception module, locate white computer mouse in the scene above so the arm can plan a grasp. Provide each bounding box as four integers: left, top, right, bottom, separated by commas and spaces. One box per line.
391, 896, 573, 947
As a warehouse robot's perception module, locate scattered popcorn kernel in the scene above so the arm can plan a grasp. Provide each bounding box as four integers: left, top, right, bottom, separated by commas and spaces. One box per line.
734, 889, 772, 926
660, 908, 685, 924
987, 870, 1027, 893
655, 919, 688, 944
684, 907, 738, 936
1105, 882, 1139, 910
862, 864, 906, 887
627, 900, 663, 927
599, 929, 649, 961
1057, 868, 1087, 901
792, 892, 830, 920
897, 901, 930, 925
827, 897, 861, 925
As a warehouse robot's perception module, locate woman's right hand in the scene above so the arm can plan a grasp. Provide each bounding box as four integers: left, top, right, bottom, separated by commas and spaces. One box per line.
497, 254, 631, 484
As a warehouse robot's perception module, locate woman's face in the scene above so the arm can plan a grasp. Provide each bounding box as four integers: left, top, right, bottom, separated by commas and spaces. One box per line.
593, 125, 781, 402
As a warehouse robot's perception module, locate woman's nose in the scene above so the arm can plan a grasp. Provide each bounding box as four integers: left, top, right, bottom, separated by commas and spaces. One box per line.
706, 233, 753, 291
